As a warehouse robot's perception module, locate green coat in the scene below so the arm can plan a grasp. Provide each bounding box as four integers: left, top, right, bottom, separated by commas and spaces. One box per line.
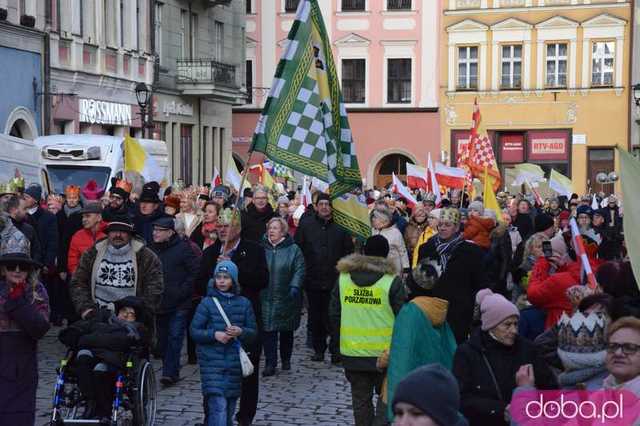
386, 297, 458, 421
260, 234, 305, 332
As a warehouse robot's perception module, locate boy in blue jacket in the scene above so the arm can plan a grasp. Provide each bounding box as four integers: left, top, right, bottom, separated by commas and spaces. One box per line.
190, 260, 257, 426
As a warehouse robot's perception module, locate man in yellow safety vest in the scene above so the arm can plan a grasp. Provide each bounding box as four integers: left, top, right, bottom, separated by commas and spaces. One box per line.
329, 235, 406, 426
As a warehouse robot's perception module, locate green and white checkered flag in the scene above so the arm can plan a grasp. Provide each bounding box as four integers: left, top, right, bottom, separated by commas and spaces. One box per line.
250, 0, 362, 199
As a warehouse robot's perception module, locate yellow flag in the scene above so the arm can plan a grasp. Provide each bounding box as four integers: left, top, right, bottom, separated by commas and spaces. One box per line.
123, 135, 165, 183
483, 167, 504, 224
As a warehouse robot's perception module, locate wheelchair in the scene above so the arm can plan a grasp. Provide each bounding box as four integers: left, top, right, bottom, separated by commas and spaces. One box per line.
49, 346, 157, 425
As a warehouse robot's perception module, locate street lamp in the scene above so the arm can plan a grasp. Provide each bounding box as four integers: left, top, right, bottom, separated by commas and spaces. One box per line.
596, 171, 619, 195
633, 83, 640, 107
135, 82, 152, 137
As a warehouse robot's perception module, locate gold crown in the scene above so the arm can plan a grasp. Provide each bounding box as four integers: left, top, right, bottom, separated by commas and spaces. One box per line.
65, 185, 81, 197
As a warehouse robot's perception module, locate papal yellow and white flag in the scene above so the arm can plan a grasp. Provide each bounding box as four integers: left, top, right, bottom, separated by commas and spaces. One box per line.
123, 135, 165, 184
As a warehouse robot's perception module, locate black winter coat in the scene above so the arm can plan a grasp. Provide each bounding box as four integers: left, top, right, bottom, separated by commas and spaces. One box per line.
240, 203, 275, 243
132, 207, 166, 245
196, 238, 269, 333
486, 224, 513, 297
11, 218, 42, 264
150, 234, 200, 313
417, 237, 490, 343
56, 210, 83, 273
29, 207, 58, 267
294, 214, 354, 292
453, 328, 557, 426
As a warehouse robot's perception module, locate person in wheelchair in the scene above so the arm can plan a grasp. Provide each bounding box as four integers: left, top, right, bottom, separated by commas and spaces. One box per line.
58, 296, 148, 419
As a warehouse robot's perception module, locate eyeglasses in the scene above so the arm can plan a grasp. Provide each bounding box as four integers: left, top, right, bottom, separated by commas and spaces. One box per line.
606, 342, 640, 355
254, 196, 268, 201
4, 262, 31, 272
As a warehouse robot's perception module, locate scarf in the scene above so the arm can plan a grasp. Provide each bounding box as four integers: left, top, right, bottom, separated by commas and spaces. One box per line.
434, 233, 464, 271
557, 366, 607, 389
202, 222, 217, 249
108, 314, 141, 341
64, 203, 82, 217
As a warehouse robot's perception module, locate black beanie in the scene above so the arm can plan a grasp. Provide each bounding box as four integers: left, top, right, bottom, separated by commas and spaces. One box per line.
534, 214, 554, 233
363, 235, 389, 258
316, 192, 331, 204
392, 364, 468, 426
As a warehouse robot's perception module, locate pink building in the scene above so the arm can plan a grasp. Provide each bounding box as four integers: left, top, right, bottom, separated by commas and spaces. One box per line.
234, 0, 441, 188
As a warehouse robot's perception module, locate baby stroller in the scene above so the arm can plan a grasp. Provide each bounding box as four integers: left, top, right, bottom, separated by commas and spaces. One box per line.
49, 298, 157, 425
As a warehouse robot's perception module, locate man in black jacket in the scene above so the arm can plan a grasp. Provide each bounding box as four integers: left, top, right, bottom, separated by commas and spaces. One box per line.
416, 207, 490, 343
240, 185, 274, 242
2, 194, 42, 263
295, 193, 354, 363
195, 207, 268, 426
150, 216, 200, 386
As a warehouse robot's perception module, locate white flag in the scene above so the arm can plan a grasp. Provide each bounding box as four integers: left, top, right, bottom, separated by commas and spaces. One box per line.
392, 173, 418, 208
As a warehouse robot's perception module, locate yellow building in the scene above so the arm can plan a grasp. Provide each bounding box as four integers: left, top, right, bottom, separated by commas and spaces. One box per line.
440, 0, 631, 195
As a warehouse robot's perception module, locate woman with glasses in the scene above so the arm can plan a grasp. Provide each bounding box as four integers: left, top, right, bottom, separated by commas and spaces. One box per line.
603, 316, 640, 396
0, 215, 50, 425
452, 289, 556, 426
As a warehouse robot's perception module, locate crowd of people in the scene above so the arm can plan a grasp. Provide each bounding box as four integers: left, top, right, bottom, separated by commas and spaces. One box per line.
0, 171, 639, 426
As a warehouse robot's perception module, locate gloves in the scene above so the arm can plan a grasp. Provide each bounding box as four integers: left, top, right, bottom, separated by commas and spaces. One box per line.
289, 287, 301, 301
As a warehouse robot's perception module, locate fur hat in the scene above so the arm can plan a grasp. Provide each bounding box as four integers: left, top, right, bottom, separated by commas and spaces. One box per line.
557, 311, 607, 371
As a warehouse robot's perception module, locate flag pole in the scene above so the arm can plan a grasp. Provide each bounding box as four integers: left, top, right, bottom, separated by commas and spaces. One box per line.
459, 182, 466, 209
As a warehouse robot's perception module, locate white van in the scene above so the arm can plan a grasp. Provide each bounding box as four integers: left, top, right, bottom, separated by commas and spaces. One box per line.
33, 135, 169, 194
0, 134, 51, 192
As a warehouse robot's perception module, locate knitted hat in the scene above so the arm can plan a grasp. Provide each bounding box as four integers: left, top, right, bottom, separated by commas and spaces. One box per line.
392, 364, 468, 426
277, 195, 290, 206
535, 214, 555, 233
363, 235, 389, 258
558, 210, 571, 222
439, 208, 461, 226
468, 201, 484, 216
214, 260, 239, 287
557, 311, 607, 371
550, 233, 568, 258
477, 289, 520, 331
24, 183, 42, 202
81, 180, 104, 201
0, 213, 41, 268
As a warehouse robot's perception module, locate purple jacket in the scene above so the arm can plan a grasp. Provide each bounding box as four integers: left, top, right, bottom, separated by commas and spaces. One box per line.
0, 280, 50, 425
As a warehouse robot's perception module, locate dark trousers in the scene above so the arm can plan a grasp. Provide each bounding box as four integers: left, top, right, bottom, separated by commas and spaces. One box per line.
344, 370, 387, 426
235, 333, 262, 425
262, 330, 294, 368
156, 309, 189, 379
186, 299, 200, 362
307, 289, 337, 355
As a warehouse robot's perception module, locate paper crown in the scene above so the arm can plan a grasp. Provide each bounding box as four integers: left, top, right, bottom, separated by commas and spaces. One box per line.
65, 185, 81, 197
198, 186, 210, 197
8, 176, 24, 193
47, 194, 64, 205
115, 179, 133, 194
218, 208, 241, 226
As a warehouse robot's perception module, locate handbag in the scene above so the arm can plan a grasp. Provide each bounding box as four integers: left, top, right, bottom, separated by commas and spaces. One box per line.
212, 297, 254, 377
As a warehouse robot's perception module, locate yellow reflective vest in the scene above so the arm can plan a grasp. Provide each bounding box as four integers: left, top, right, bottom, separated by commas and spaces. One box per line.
339, 273, 395, 358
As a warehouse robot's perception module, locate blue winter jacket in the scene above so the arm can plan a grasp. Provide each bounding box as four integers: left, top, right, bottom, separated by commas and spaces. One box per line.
190, 279, 257, 398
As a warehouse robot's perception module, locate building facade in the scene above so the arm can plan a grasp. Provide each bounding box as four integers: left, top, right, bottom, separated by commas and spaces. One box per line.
441, 0, 631, 195
153, 0, 246, 186
46, 0, 154, 138
630, 0, 639, 155
234, 0, 441, 188
0, 0, 45, 140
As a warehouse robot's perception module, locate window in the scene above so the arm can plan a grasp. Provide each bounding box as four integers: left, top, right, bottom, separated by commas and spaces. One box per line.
592, 41, 614, 87
501, 45, 521, 89
179, 9, 186, 59
190, 13, 197, 59
71, 0, 82, 35
180, 125, 193, 185
342, 0, 365, 11
119, 0, 124, 47
246, 60, 253, 103
55, 0, 61, 31
387, 0, 411, 10
342, 59, 365, 103
214, 21, 224, 62
135, 0, 140, 51
387, 58, 411, 103
545, 43, 567, 88
245, 0, 251, 14
457, 46, 478, 90
285, 0, 300, 13
154, 2, 162, 64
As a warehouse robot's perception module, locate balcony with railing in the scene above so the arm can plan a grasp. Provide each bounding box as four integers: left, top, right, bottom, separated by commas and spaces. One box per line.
176, 59, 246, 103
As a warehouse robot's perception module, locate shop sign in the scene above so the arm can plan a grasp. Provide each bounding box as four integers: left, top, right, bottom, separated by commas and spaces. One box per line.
528, 130, 569, 161
79, 99, 132, 126
500, 134, 524, 163
451, 130, 471, 167
162, 101, 193, 117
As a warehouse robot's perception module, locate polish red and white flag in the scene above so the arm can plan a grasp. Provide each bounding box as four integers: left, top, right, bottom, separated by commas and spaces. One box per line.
392, 173, 418, 208
406, 163, 428, 190
211, 167, 222, 188
435, 163, 467, 189
427, 153, 442, 206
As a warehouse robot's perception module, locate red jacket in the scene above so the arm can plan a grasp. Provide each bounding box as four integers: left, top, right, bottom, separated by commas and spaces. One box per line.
527, 257, 601, 329
67, 222, 108, 274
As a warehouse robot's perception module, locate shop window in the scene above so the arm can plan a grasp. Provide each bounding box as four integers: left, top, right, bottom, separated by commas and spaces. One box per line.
285, 0, 300, 13
501, 45, 521, 89
592, 41, 614, 87
388, 0, 411, 10
545, 43, 567, 88
181, 125, 193, 185
342, 59, 365, 104
387, 58, 411, 103
342, 0, 365, 11
457, 46, 478, 91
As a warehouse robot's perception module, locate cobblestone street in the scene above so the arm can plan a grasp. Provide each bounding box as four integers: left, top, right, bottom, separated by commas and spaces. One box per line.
35, 315, 354, 425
